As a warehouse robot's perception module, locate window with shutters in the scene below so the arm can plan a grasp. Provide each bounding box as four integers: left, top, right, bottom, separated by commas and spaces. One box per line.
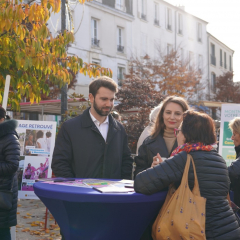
117, 28, 124, 53
166, 8, 172, 30
224, 52, 227, 69
197, 23, 202, 42
210, 43, 216, 66
220, 49, 223, 67
117, 66, 125, 86
211, 72, 216, 93
154, 3, 159, 26
91, 18, 100, 47
178, 13, 183, 35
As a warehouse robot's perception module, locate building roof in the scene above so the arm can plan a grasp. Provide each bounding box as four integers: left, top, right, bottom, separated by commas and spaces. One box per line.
162, 0, 208, 24
207, 32, 234, 53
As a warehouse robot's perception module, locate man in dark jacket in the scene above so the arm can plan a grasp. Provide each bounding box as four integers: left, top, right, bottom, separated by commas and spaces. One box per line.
52, 76, 133, 180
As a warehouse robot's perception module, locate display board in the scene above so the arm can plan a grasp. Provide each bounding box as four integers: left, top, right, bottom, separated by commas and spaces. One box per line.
219, 104, 240, 166
16, 120, 57, 199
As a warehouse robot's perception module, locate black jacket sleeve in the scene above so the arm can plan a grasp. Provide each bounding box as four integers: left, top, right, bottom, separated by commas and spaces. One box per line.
134, 142, 153, 179
228, 157, 240, 188
121, 130, 133, 180
52, 123, 75, 178
0, 134, 20, 177
134, 152, 186, 195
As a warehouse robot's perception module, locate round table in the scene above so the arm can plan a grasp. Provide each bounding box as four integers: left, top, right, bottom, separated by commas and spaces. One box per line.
34, 180, 167, 240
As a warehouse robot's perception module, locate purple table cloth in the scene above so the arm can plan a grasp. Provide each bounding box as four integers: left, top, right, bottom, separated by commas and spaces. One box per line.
34, 179, 167, 240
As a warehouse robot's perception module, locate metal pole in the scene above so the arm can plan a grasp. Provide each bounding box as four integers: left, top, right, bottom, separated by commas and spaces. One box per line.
2, 75, 11, 109
42, 105, 44, 120
61, 0, 68, 122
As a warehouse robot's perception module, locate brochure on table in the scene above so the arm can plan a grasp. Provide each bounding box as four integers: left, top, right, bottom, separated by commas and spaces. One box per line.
219, 104, 240, 166
41, 179, 135, 193
17, 120, 57, 199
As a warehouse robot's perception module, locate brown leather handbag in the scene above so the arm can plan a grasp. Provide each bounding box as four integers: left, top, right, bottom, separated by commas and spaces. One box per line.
152, 154, 206, 240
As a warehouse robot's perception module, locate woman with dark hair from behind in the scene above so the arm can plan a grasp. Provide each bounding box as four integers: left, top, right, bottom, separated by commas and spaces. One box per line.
135, 110, 240, 239
0, 107, 20, 240
228, 117, 240, 210
134, 96, 189, 178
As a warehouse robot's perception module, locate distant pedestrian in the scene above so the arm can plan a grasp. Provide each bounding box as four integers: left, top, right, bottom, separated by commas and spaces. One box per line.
0, 107, 20, 240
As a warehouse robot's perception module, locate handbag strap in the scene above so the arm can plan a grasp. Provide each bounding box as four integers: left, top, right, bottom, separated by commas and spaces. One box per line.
180, 153, 191, 187
180, 154, 201, 197
188, 154, 201, 197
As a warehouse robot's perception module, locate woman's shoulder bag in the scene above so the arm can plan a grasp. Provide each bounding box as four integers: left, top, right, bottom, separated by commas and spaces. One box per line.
152, 154, 206, 240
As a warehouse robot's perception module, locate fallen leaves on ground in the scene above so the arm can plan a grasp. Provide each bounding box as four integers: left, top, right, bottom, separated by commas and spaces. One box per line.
17, 200, 60, 239
21, 228, 30, 232
22, 215, 32, 219
16, 224, 24, 228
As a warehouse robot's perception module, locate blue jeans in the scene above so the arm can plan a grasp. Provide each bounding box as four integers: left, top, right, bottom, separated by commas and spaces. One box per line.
0, 228, 11, 240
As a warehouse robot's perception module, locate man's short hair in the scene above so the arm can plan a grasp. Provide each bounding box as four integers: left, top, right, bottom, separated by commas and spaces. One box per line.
89, 76, 118, 97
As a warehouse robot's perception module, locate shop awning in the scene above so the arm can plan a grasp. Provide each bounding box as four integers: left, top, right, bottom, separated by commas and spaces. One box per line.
7, 98, 89, 115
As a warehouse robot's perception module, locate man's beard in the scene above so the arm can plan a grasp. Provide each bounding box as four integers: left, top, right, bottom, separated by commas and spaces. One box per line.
93, 99, 112, 116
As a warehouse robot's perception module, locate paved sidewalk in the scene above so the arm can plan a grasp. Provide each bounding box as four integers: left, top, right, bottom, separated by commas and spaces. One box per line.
16, 199, 61, 240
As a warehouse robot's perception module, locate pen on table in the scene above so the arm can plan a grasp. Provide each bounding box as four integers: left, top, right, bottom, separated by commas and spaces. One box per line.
54, 178, 75, 182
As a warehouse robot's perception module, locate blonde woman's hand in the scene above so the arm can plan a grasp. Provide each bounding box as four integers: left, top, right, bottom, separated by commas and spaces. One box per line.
151, 153, 163, 168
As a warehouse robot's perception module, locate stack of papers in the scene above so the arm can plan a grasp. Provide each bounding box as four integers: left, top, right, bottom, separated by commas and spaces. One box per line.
39, 178, 135, 193
92, 179, 135, 193
93, 185, 135, 193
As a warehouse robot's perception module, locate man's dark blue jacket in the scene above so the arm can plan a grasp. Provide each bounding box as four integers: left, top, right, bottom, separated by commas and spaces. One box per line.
52, 108, 133, 179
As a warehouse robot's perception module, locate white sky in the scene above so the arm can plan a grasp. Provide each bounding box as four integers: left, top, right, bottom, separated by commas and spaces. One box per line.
164, 0, 240, 82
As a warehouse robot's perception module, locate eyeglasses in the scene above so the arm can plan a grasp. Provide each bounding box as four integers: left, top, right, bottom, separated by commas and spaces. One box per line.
174, 128, 181, 137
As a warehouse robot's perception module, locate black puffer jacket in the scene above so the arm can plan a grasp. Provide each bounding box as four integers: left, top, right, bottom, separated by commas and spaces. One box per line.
135, 150, 240, 240
0, 119, 20, 228
134, 135, 177, 178
228, 145, 240, 207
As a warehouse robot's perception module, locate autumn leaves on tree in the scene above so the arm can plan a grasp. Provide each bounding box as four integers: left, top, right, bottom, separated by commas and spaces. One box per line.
0, 0, 111, 110
116, 51, 201, 152
213, 71, 240, 103
116, 49, 201, 152
116, 74, 162, 152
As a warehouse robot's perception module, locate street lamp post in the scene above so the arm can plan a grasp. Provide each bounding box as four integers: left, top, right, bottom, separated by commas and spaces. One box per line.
61, 0, 68, 122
